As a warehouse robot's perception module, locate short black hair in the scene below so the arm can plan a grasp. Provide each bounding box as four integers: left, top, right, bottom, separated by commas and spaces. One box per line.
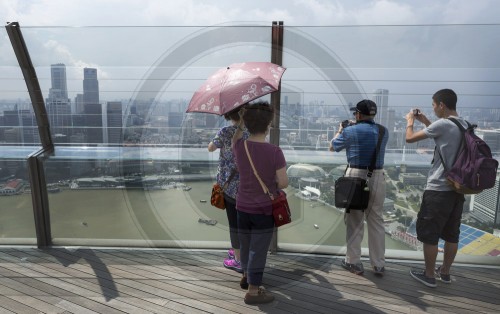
223, 107, 241, 121
243, 101, 274, 134
432, 89, 457, 110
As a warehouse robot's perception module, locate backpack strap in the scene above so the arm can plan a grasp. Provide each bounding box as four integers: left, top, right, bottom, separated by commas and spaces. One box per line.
435, 117, 471, 172
448, 117, 473, 132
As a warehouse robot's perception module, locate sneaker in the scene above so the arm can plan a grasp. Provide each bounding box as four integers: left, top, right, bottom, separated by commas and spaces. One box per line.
341, 260, 364, 275
244, 287, 274, 305
435, 266, 451, 284
373, 266, 385, 276
227, 248, 235, 259
410, 269, 437, 287
223, 258, 243, 273
240, 276, 249, 290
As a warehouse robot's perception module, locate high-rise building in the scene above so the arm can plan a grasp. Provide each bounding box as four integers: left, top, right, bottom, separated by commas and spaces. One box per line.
3, 109, 19, 126
48, 63, 68, 102
299, 117, 308, 142
83, 68, 99, 106
46, 100, 71, 136
74, 93, 84, 114
470, 174, 500, 225
47, 64, 71, 136
19, 109, 38, 145
107, 101, 123, 144
482, 129, 500, 153
373, 89, 389, 126
84, 103, 103, 144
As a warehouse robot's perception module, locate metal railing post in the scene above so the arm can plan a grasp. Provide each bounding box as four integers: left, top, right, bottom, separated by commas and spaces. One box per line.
27, 151, 52, 247
269, 21, 284, 254
6, 21, 53, 247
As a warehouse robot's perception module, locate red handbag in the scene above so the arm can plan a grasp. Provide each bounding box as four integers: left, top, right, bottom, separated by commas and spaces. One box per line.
210, 170, 237, 210
210, 183, 225, 209
271, 190, 292, 227
244, 141, 291, 227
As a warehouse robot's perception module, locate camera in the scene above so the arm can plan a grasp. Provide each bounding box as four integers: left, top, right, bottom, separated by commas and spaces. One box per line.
341, 120, 354, 128
413, 109, 421, 116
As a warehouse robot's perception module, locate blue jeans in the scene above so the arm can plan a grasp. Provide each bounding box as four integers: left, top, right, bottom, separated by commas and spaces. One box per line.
237, 210, 274, 286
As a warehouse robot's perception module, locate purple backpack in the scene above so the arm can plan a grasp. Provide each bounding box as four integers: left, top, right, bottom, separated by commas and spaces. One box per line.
437, 118, 499, 194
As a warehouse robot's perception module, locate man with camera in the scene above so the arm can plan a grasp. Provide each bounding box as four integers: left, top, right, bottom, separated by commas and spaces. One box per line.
329, 99, 389, 276
405, 88, 466, 288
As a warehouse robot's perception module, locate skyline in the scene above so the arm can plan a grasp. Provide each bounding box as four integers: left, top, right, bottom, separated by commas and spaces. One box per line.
1, 1, 500, 112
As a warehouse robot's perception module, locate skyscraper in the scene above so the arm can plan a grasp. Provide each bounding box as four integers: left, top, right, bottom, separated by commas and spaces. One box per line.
48, 63, 68, 102
47, 64, 71, 136
106, 101, 123, 144
471, 175, 500, 225
84, 103, 103, 144
46, 100, 71, 136
19, 109, 38, 145
74, 93, 84, 114
83, 68, 99, 106
373, 89, 389, 126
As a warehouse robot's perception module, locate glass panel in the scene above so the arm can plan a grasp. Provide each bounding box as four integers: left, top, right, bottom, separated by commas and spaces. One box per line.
0, 147, 39, 243
279, 25, 500, 261
21, 25, 272, 146
27, 25, 272, 245
45, 146, 232, 245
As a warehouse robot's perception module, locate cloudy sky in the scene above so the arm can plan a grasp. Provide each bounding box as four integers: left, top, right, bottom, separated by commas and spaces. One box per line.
2, 0, 499, 26
1, 0, 499, 111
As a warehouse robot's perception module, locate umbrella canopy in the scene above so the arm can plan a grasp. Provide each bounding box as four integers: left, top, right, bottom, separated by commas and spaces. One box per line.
186, 62, 286, 115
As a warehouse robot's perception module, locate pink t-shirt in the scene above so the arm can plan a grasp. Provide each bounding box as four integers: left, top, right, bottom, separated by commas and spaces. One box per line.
233, 139, 287, 215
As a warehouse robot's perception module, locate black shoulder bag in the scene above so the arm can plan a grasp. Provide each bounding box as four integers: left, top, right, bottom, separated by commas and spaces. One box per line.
334, 125, 385, 212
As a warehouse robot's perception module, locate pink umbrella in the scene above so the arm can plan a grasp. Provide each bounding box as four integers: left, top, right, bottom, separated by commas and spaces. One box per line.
186, 62, 286, 115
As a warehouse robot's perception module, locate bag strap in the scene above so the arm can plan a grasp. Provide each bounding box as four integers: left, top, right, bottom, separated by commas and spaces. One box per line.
244, 140, 275, 201
343, 124, 385, 177
368, 124, 385, 175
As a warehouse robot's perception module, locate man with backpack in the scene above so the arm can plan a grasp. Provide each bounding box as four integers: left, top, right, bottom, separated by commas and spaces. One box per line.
405, 89, 467, 287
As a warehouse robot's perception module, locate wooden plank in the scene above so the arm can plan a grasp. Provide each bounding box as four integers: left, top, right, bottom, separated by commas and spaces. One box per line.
1, 248, 499, 314
268, 255, 499, 313
8, 295, 67, 313
122, 250, 393, 314
0, 295, 41, 314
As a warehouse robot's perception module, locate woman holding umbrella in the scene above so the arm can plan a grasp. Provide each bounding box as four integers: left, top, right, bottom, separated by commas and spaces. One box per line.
232, 101, 288, 304
208, 107, 248, 273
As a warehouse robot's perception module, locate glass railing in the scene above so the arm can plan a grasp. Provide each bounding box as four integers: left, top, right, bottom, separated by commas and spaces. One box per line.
0, 147, 38, 244
1, 23, 499, 264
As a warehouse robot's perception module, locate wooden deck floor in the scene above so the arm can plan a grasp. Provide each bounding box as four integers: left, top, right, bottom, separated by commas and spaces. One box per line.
0, 248, 498, 313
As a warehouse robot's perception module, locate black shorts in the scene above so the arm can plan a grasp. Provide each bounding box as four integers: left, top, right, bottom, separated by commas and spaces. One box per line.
416, 190, 465, 245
